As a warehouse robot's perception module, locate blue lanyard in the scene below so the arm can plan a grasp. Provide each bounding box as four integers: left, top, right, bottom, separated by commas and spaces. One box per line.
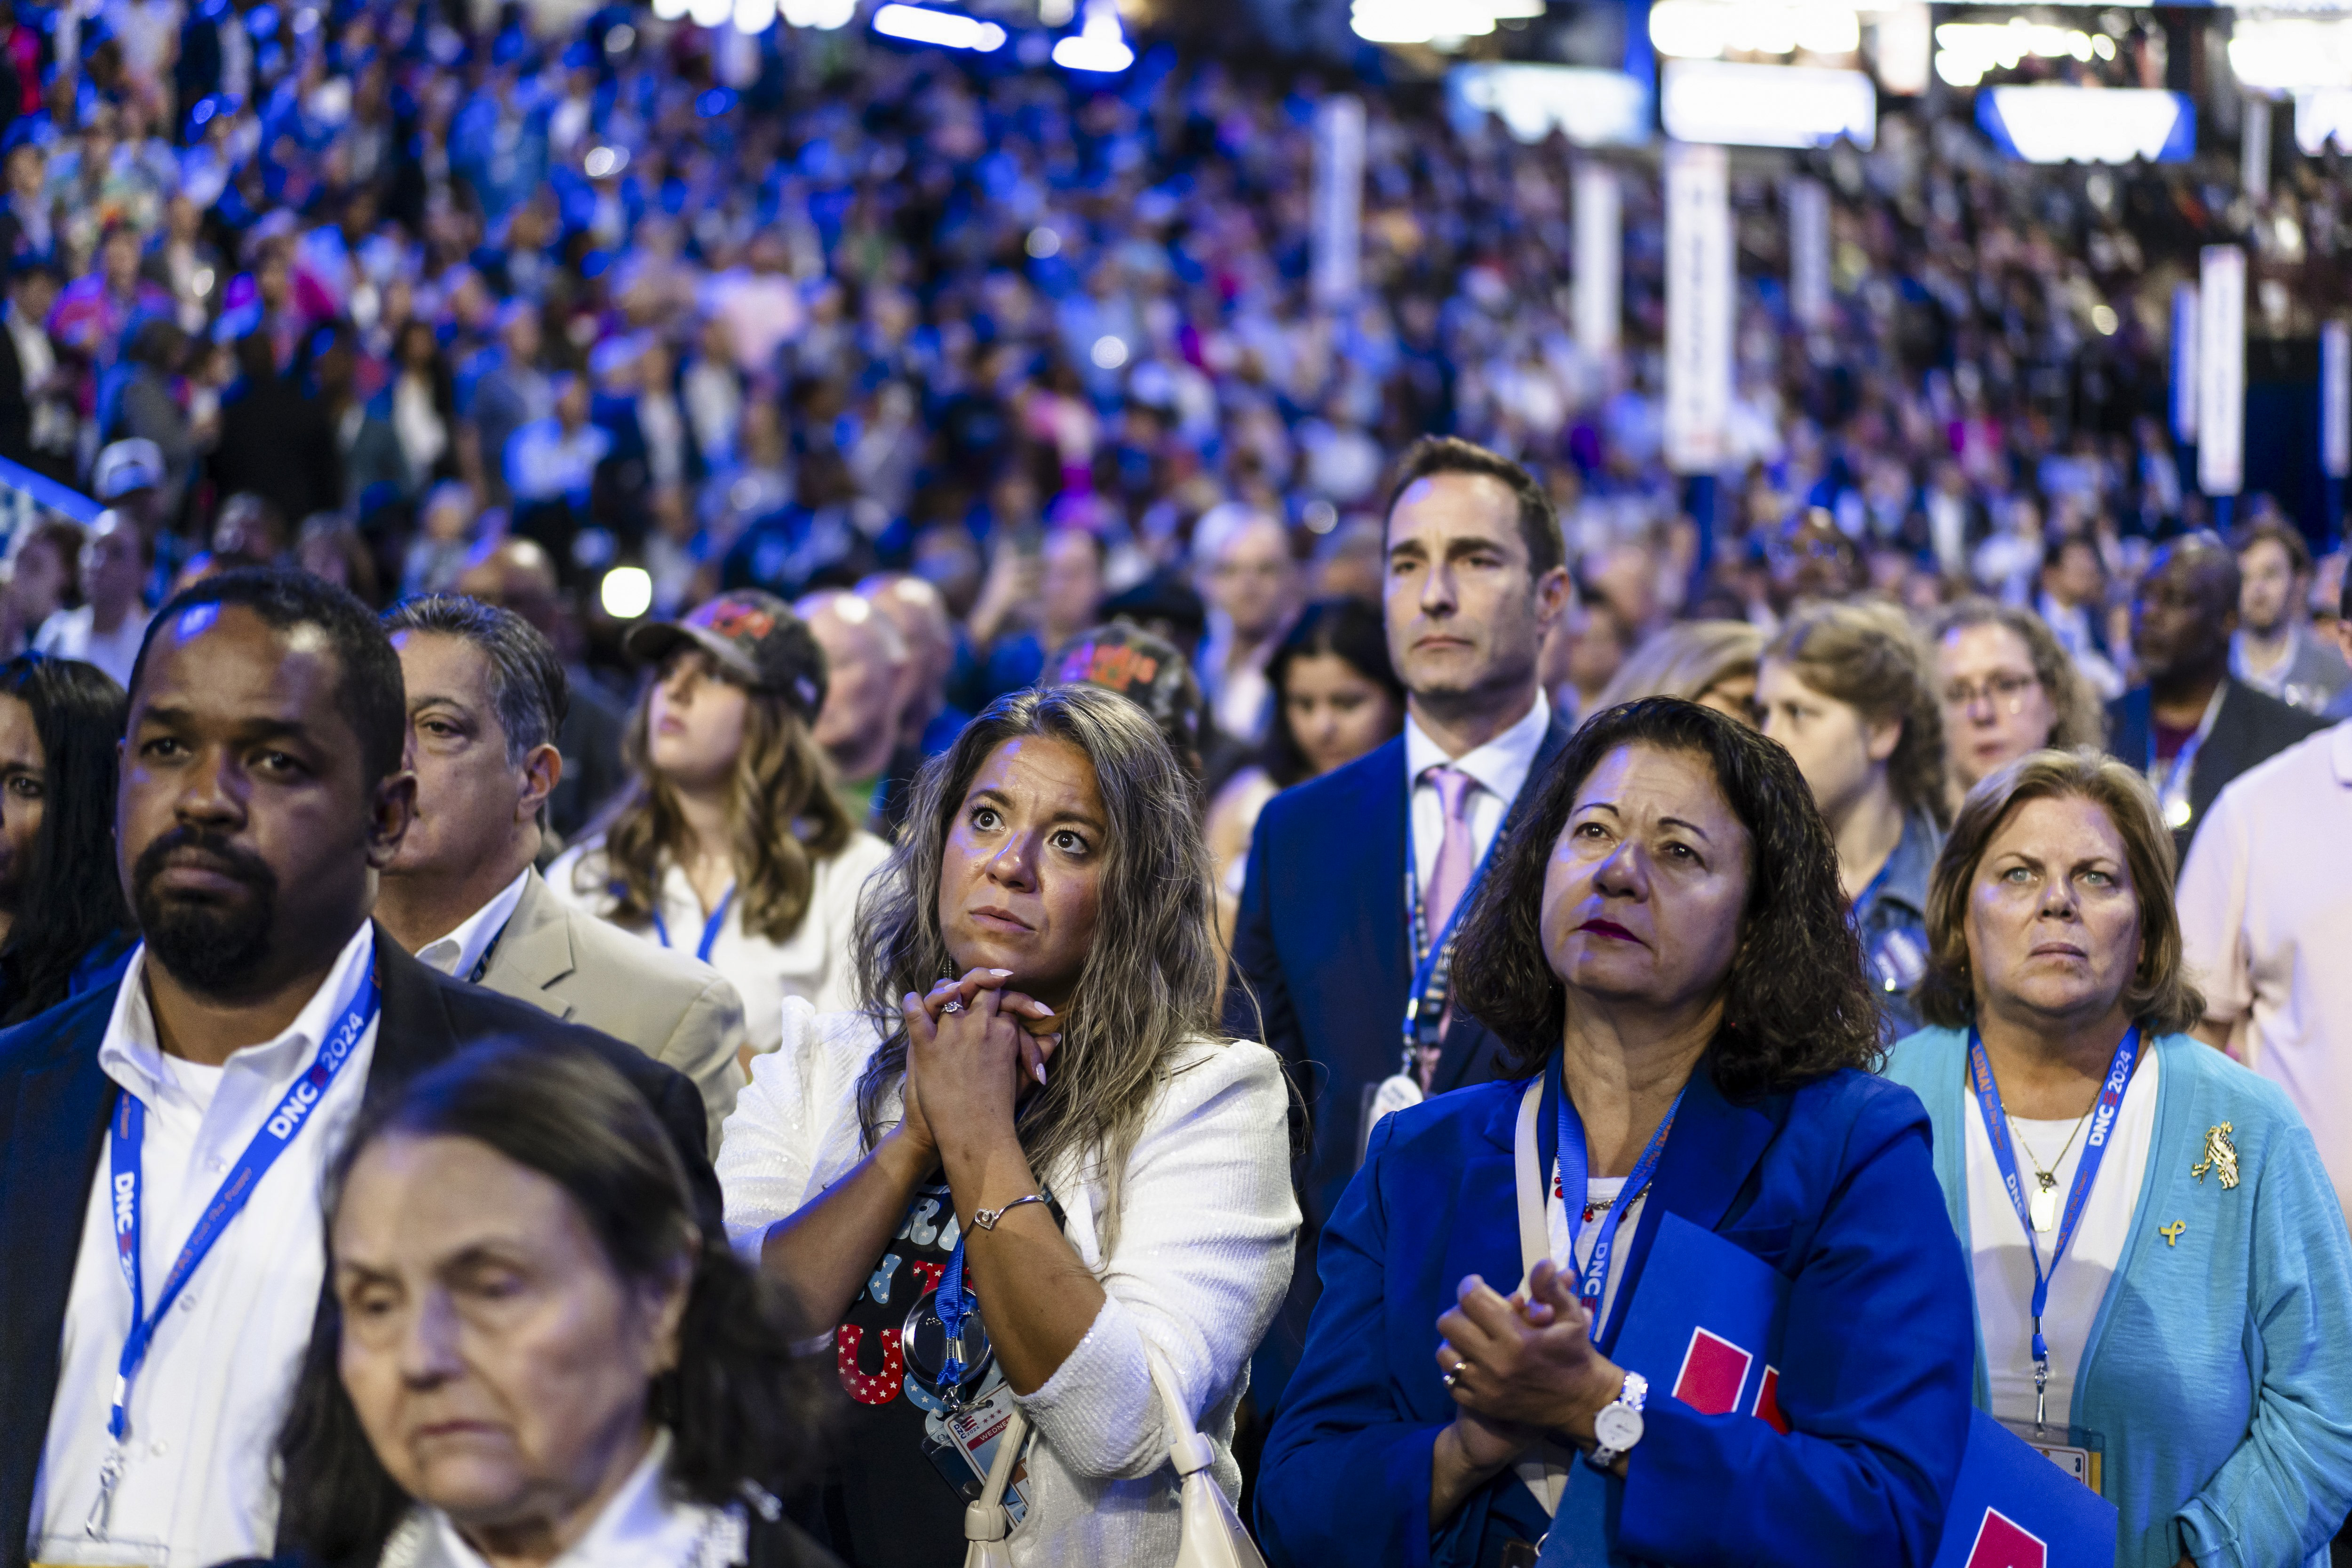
1966, 1025, 2139, 1433
95, 966, 380, 1529
651, 884, 735, 964
1399, 794, 1505, 1072
1550, 1053, 1685, 1334
936, 1233, 977, 1400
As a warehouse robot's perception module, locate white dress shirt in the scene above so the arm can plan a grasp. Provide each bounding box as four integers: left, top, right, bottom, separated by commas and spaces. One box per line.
545, 832, 892, 1056
34, 605, 156, 692
411, 868, 532, 982
1402, 691, 1552, 915
30, 924, 381, 1568
2178, 723, 2352, 1216
1963, 1050, 2159, 1434
389, 1432, 745, 1568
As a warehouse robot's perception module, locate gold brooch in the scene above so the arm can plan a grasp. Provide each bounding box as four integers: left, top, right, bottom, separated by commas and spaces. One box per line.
2192, 1123, 2240, 1190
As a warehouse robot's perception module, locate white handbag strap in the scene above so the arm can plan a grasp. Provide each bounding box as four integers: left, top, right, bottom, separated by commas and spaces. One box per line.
964, 1406, 1030, 1545
1144, 1341, 1218, 1477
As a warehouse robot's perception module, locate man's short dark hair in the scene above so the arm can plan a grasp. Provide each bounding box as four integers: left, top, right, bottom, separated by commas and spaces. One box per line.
2230, 519, 2315, 580
381, 593, 568, 764
128, 568, 408, 790
1382, 436, 1565, 579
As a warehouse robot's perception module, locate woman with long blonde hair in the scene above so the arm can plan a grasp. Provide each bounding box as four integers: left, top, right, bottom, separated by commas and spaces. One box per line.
716, 684, 1297, 1567
549, 590, 892, 1056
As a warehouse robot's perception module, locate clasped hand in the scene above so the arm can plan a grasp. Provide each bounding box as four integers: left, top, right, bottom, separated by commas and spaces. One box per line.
1436, 1260, 1628, 1471
894, 967, 1061, 1164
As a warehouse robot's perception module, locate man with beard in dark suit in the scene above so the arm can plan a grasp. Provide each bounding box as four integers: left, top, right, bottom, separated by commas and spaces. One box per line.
0, 569, 713, 1568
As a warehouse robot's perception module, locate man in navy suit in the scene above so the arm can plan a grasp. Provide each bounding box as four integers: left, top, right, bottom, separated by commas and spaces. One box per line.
2103, 533, 2327, 858
1228, 436, 1574, 1403
0, 569, 714, 1568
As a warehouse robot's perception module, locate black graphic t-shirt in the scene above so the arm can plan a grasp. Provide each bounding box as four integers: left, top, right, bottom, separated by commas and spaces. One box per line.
820, 1179, 1056, 1567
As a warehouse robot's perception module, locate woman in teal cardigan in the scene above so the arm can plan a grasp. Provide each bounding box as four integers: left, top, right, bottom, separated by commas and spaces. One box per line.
1883, 748, 2352, 1568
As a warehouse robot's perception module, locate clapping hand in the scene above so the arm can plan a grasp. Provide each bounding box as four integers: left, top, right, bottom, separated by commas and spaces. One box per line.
897, 967, 1061, 1163
1436, 1264, 1627, 1447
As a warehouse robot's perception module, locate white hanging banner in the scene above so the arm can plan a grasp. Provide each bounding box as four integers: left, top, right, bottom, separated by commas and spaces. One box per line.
2323, 320, 2350, 479
2243, 96, 2273, 201
1788, 176, 1830, 330
1664, 142, 1733, 475
2198, 245, 2246, 497
1573, 162, 1621, 358
1311, 96, 1365, 310
2171, 282, 2199, 443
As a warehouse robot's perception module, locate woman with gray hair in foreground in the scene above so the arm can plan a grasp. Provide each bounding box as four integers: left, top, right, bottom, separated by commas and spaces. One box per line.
717, 684, 1298, 1567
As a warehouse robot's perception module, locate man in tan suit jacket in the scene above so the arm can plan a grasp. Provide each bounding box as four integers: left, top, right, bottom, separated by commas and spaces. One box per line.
374, 594, 748, 1149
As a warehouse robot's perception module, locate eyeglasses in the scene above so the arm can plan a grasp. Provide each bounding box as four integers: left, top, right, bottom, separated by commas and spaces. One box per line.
1942, 672, 2040, 715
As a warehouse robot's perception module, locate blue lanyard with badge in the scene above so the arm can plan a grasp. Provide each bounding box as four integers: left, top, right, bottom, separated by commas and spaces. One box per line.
1545, 1054, 1685, 1329
2147, 686, 2224, 832
1967, 1025, 2139, 1437
650, 884, 735, 964
1399, 808, 1506, 1082
86, 968, 381, 1541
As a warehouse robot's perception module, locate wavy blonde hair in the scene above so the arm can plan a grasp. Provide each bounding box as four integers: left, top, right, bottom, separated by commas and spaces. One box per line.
853, 685, 1220, 1253
1916, 748, 2205, 1035
580, 677, 854, 944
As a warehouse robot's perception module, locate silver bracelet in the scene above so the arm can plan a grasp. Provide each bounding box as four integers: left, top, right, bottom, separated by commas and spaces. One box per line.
971, 1193, 1050, 1231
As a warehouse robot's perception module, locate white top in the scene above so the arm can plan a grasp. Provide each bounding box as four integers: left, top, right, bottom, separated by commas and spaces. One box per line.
715, 1000, 1298, 1568
411, 868, 532, 982
1963, 1048, 2160, 1434
546, 831, 892, 1055
29, 924, 382, 1568
1545, 1173, 1644, 1335
2178, 722, 2352, 1217
35, 603, 156, 691
1401, 691, 1552, 909
384, 1432, 747, 1568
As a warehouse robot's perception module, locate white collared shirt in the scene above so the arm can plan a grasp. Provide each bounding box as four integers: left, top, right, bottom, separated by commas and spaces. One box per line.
397, 1432, 743, 1568
412, 868, 533, 982
1401, 691, 1552, 917
2178, 722, 2352, 1215
30, 923, 381, 1568
545, 831, 892, 1056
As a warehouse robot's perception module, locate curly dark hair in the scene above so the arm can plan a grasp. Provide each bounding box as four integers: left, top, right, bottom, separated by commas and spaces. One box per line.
1450, 698, 1886, 1098
272, 1037, 823, 1567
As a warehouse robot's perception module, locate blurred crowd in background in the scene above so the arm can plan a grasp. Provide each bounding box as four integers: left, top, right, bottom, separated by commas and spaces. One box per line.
0, 0, 2344, 843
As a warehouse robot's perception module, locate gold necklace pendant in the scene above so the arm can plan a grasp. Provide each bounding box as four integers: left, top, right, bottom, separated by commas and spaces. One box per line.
2028, 1173, 2060, 1234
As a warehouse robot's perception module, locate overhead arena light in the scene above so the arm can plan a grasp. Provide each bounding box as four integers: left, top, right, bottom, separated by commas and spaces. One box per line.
1448, 63, 1650, 147
1976, 86, 2194, 164
1350, 0, 1542, 48
873, 2, 1007, 50
1053, 0, 1132, 71
780, 0, 855, 27
1661, 58, 1876, 149
1935, 19, 2114, 89
1648, 0, 1860, 61
2232, 17, 2352, 93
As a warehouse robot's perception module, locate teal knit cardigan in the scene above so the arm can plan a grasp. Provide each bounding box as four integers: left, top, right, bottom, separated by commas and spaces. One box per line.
1883, 1028, 2352, 1568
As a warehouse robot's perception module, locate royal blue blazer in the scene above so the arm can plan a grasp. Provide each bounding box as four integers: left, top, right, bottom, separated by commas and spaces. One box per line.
1254, 1059, 1977, 1568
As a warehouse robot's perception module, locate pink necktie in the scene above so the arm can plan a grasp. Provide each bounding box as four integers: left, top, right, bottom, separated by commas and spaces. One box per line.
1423, 765, 1479, 940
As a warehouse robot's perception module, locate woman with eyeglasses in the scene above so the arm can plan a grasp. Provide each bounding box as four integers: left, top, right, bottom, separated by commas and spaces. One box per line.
1931, 599, 2103, 798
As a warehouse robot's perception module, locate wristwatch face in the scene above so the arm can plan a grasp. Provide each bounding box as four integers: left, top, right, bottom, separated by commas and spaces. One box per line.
1594, 1402, 1645, 1452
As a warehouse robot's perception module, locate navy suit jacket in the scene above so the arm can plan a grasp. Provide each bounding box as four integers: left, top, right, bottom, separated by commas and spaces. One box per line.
2104, 677, 2327, 857
0, 927, 720, 1568
1226, 712, 1578, 1401
1255, 1062, 1974, 1568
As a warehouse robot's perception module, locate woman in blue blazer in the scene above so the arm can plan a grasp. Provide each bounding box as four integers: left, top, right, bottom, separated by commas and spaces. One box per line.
1256, 700, 1976, 1568
1883, 748, 2352, 1568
